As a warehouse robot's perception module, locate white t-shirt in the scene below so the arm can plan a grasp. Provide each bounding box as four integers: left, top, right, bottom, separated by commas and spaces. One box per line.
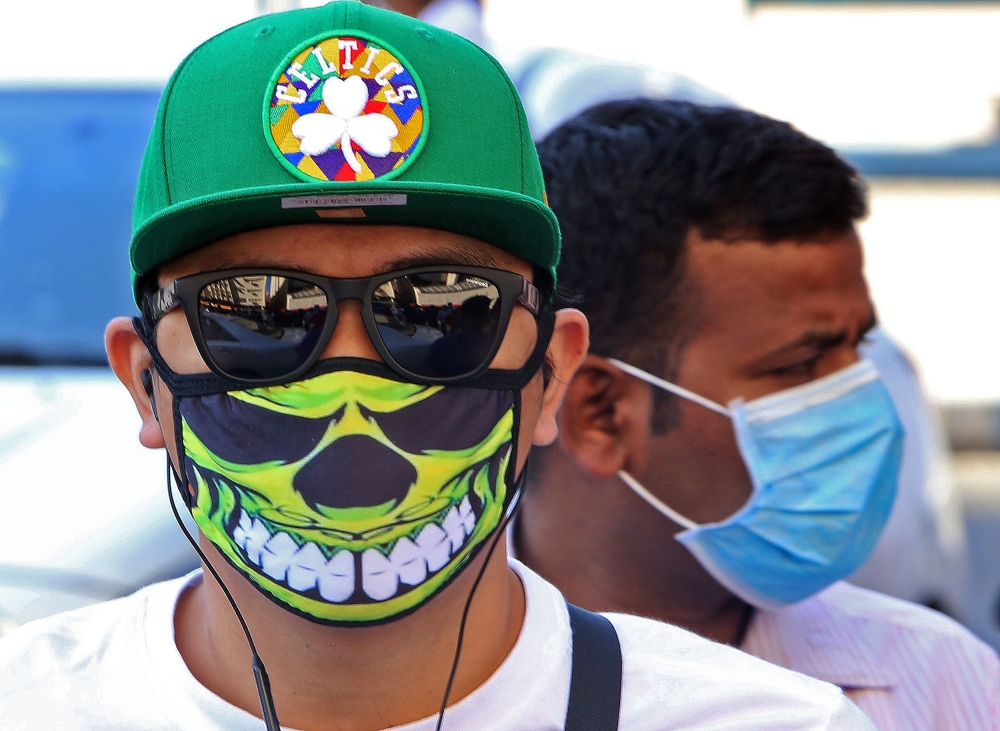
0, 560, 873, 731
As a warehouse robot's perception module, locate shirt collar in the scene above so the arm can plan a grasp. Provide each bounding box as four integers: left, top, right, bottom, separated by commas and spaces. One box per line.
744, 582, 896, 690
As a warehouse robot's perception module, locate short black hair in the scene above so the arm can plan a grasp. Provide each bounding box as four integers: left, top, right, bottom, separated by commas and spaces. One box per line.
540, 98, 867, 371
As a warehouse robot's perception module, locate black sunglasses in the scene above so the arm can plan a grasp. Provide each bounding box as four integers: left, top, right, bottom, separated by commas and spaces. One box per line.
149, 265, 545, 385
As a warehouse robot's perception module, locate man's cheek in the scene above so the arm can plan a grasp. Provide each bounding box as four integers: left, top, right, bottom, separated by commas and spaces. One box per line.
156, 314, 212, 375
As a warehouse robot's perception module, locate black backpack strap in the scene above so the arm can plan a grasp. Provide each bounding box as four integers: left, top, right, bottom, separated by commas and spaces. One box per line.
564, 602, 623, 731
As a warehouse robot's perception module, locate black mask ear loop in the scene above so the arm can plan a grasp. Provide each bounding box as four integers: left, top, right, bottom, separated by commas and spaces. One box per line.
139, 322, 282, 731
141, 369, 158, 421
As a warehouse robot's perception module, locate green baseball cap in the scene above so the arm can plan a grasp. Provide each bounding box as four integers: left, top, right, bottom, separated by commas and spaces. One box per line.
130, 1, 558, 300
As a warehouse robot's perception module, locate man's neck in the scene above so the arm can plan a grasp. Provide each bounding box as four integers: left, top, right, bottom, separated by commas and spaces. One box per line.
175, 537, 525, 731
517, 448, 752, 646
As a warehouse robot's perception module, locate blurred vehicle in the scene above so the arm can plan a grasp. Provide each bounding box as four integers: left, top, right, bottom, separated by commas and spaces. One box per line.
0, 89, 198, 631
511, 48, 733, 139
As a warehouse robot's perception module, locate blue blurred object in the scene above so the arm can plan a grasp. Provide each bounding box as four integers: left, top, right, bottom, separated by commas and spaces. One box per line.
844, 139, 1000, 179
0, 89, 160, 364
0, 89, 200, 632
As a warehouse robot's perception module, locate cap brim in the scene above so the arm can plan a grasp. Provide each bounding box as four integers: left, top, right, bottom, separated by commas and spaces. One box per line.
130, 181, 559, 300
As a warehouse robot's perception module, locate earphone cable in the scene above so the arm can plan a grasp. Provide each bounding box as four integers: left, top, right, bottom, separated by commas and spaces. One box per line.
434, 484, 524, 731
166, 459, 282, 731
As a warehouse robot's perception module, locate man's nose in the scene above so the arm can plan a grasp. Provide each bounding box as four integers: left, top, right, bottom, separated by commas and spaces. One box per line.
321, 299, 382, 361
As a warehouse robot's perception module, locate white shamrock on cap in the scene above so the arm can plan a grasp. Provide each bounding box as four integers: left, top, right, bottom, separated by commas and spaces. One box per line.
291, 75, 399, 173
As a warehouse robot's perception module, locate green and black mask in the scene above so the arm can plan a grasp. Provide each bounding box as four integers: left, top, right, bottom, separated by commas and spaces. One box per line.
138, 316, 551, 625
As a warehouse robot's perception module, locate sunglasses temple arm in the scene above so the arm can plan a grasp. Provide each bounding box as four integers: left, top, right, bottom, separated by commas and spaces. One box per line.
152, 281, 181, 322
517, 279, 540, 315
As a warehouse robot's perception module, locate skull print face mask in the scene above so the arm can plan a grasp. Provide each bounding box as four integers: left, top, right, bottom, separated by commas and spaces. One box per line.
137, 316, 550, 625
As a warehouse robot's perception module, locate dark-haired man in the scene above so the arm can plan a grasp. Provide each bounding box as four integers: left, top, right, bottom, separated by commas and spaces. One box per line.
523, 99, 1000, 729
0, 6, 874, 731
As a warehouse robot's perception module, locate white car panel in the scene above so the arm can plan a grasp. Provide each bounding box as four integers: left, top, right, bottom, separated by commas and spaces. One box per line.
0, 367, 198, 627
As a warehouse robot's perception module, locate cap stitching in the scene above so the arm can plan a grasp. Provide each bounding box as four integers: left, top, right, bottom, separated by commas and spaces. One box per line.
130, 38, 209, 275
157, 51, 201, 208
479, 50, 526, 194
161, 37, 227, 209
161, 14, 269, 211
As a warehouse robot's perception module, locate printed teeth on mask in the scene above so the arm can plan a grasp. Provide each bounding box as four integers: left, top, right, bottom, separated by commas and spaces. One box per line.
231, 496, 479, 603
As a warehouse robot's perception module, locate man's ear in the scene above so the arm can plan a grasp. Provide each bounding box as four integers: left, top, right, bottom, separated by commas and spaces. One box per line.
532, 308, 588, 447
105, 317, 166, 450
555, 355, 653, 480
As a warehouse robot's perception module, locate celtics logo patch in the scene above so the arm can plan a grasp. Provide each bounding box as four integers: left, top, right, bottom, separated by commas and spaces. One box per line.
265, 34, 426, 182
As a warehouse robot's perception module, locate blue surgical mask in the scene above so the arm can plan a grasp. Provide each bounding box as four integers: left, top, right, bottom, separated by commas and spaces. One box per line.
610, 358, 904, 609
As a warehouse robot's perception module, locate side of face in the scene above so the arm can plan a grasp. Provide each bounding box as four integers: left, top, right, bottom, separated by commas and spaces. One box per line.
558, 227, 876, 526
106, 223, 587, 619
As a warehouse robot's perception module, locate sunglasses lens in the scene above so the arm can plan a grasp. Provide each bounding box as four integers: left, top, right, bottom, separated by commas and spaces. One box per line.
197, 275, 329, 380
373, 272, 502, 378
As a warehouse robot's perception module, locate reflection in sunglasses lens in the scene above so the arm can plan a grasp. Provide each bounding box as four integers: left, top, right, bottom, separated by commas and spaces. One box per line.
198, 275, 328, 380
373, 272, 501, 378
196, 271, 502, 381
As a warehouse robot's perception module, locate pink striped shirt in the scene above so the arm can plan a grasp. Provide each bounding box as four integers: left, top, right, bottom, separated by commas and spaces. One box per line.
742, 581, 1000, 730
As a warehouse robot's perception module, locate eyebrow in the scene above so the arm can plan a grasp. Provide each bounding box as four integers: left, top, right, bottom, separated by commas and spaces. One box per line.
374, 246, 507, 274
195, 255, 294, 271
747, 311, 878, 372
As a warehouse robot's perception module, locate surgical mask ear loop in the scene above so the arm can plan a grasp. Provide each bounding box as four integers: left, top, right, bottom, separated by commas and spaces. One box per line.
617, 470, 699, 531
607, 358, 728, 532
606, 359, 731, 417
166, 459, 282, 731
